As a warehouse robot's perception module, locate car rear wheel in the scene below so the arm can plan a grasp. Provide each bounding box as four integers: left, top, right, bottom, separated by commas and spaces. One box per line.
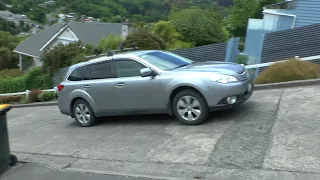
73, 99, 97, 127
172, 89, 209, 125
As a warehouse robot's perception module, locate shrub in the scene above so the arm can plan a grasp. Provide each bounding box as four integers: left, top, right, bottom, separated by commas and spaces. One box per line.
255, 59, 319, 84
123, 28, 166, 50
20, 95, 29, 104
98, 34, 123, 53
0, 76, 26, 93
0, 69, 24, 78
42, 41, 90, 72
26, 67, 53, 90
25, 67, 43, 90
0, 95, 22, 103
42, 73, 53, 89
54, 92, 59, 99
237, 54, 249, 65
38, 91, 56, 102
28, 89, 42, 103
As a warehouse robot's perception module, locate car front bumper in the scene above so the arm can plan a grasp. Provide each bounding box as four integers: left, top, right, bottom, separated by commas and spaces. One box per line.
209, 84, 253, 111
202, 78, 254, 111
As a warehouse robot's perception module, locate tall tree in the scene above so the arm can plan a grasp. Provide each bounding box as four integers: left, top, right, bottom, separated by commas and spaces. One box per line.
226, 0, 258, 38
0, 31, 20, 69
124, 28, 166, 50
170, 7, 229, 46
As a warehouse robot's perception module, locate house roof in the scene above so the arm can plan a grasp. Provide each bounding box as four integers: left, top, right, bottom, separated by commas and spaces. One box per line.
14, 22, 123, 58
68, 22, 122, 46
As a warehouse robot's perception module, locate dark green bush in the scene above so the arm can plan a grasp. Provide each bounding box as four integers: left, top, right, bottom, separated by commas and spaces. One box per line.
38, 91, 56, 102
123, 27, 166, 50
28, 89, 42, 103
42, 73, 53, 89
255, 59, 319, 84
25, 67, 43, 90
0, 69, 24, 78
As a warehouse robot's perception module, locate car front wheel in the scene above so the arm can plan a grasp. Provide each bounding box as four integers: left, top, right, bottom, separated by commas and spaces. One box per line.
172, 90, 209, 125
73, 99, 97, 127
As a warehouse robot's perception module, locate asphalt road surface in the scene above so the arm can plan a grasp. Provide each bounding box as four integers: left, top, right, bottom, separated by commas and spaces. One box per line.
1, 163, 154, 180
2, 85, 320, 179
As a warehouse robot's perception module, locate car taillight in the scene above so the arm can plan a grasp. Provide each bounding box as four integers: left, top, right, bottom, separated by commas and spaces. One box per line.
57, 84, 64, 91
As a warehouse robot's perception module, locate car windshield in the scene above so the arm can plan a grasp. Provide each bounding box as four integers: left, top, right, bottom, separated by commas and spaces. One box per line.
139, 51, 193, 71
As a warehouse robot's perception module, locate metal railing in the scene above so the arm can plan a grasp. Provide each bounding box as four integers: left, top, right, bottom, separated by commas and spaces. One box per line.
245, 55, 320, 69
0, 87, 58, 98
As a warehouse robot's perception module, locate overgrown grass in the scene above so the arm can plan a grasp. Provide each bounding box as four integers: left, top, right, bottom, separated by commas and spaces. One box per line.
255, 59, 319, 84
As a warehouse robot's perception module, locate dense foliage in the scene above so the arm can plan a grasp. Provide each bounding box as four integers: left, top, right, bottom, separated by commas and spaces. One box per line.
0, 31, 20, 69
226, 0, 283, 38
98, 34, 123, 53
170, 7, 229, 46
42, 41, 93, 71
124, 28, 166, 50
254, 59, 319, 84
0, 67, 53, 94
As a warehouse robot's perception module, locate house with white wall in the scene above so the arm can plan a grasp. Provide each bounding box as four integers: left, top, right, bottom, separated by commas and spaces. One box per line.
13, 22, 133, 71
244, 0, 320, 65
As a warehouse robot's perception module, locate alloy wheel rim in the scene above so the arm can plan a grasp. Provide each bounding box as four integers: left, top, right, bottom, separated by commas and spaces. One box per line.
177, 96, 201, 121
75, 104, 90, 124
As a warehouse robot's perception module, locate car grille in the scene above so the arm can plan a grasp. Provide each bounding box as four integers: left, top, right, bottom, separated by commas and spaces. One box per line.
235, 70, 249, 81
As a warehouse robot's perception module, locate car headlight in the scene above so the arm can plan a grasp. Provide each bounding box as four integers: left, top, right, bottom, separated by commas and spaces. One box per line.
208, 73, 238, 84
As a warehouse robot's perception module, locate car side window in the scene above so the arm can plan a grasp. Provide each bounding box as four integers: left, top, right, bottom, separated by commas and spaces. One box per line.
88, 61, 114, 80
67, 66, 85, 81
115, 59, 146, 78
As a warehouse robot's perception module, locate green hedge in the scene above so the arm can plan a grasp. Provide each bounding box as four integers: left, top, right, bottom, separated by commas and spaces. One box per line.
0, 67, 53, 94
0, 76, 26, 93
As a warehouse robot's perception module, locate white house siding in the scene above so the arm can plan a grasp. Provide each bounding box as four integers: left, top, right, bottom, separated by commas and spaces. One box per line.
47, 27, 79, 50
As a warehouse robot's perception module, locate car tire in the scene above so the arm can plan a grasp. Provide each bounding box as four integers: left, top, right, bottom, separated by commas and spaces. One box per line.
172, 89, 209, 125
73, 99, 97, 127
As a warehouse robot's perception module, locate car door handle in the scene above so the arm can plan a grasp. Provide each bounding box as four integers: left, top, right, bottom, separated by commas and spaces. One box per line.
115, 83, 126, 88
83, 85, 91, 89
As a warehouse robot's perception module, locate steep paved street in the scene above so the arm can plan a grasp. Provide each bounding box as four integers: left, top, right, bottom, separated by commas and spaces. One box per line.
2, 85, 320, 179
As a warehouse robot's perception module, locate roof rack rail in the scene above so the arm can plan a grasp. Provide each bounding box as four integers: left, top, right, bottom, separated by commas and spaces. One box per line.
85, 43, 139, 59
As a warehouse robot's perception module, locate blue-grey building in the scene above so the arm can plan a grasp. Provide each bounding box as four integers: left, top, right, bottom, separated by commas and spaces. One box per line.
244, 0, 320, 65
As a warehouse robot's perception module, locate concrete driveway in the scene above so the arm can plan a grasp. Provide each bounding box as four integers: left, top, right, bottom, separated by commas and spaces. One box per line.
4, 85, 320, 179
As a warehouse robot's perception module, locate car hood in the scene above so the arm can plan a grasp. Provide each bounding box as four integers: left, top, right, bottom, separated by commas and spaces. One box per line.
171, 61, 246, 75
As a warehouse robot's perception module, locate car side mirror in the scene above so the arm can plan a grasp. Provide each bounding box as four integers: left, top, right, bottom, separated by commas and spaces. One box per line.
140, 68, 153, 77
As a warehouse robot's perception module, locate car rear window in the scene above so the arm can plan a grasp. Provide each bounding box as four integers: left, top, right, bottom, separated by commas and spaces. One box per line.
67, 66, 85, 81
88, 61, 114, 80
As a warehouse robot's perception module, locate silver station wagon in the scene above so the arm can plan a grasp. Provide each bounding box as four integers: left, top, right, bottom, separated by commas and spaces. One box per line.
57, 50, 253, 127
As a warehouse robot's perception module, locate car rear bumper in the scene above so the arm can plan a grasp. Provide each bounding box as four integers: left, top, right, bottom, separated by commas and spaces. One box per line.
58, 97, 71, 116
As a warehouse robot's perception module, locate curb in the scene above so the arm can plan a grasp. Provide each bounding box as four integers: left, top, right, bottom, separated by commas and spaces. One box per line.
254, 78, 320, 91
11, 101, 58, 108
